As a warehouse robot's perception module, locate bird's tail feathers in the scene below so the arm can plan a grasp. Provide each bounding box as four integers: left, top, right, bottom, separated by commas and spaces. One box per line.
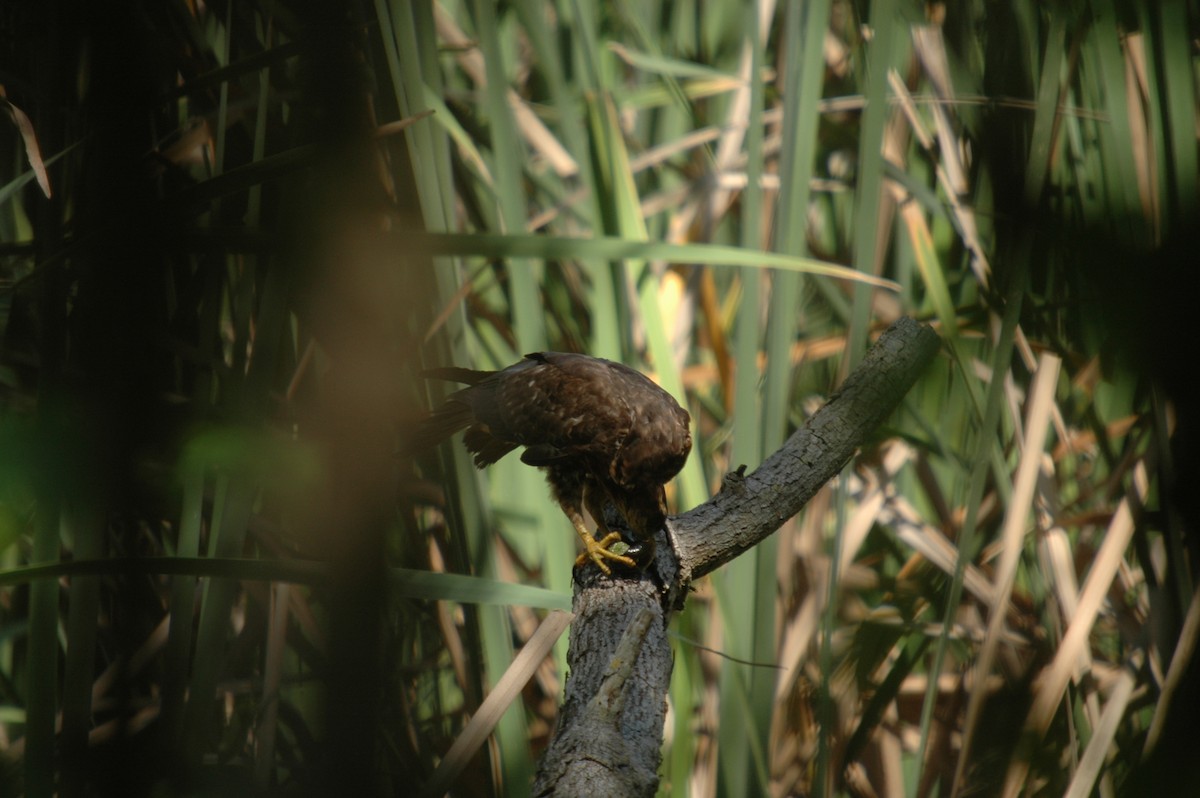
422, 366, 494, 385
408, 401, 476, 453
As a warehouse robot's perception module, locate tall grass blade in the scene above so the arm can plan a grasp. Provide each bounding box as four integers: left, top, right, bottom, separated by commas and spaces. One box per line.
953, 353, 1061, 793
60, 504, 103, 797
24, 500, 59, 797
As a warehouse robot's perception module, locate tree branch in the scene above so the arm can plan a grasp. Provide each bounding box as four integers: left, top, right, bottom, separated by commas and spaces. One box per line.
533, 317, 941, 796
671, 315, 943, 583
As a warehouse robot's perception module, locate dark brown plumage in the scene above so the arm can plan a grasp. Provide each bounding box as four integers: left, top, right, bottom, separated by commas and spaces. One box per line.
416, 352, 692, 573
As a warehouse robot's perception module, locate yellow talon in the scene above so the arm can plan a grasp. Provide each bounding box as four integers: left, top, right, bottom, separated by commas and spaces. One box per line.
574, 530, 637, 574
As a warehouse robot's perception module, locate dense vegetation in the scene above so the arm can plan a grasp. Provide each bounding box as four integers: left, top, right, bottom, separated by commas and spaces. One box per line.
1, 1, 1197, 795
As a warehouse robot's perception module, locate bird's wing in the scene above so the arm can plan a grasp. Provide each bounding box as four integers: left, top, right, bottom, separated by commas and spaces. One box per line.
472, 355, 633, 453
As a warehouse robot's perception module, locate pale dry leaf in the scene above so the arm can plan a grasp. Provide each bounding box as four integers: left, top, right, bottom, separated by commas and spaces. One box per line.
1, 96, 52, 198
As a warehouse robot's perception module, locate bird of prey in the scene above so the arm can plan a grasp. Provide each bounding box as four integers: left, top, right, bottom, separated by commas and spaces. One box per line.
415, 352, 692, 574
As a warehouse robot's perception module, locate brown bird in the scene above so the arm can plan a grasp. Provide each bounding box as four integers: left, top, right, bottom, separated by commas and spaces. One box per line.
415, 352, 692, 573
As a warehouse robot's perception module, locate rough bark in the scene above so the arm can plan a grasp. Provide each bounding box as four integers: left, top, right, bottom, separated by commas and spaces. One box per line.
532, 317, 941, 796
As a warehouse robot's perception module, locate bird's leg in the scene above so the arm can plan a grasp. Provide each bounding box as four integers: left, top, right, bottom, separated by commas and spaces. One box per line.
569, 484, 635, 574
545, 470, 635, 574
566, 509, 635, 574
594, 486, 662, 570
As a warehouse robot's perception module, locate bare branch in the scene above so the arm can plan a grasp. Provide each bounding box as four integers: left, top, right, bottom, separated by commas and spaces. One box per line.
672, 316, 943, 583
